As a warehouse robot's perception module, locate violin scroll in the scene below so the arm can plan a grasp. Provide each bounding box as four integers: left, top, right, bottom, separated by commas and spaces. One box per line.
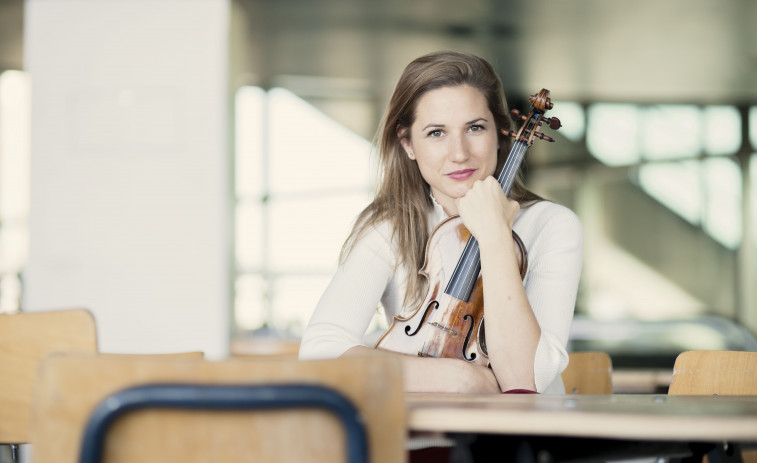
501, 88, 561, 144
529, 88, 553, 111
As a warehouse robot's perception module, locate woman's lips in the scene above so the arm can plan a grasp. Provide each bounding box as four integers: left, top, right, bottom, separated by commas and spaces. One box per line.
447, 169, 476, 181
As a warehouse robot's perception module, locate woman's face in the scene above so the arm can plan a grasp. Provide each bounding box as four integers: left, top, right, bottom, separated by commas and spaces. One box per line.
400, 85, 499, 215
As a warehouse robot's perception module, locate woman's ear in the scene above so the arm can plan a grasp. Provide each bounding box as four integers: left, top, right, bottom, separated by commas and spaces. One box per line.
401, 139, 415, 160
397, 127, 415, 160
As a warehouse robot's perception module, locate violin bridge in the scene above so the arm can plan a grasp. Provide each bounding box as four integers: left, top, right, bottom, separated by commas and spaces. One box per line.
428, 321, 458, 337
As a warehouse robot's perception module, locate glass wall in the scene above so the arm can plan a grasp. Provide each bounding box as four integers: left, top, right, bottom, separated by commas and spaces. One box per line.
231, 92, 757, 336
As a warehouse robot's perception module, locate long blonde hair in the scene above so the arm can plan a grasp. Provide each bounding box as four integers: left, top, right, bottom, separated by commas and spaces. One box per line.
342, 50, 541, 308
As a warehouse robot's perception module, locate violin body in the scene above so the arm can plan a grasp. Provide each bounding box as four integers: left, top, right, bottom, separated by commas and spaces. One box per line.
374, 215, 527, 366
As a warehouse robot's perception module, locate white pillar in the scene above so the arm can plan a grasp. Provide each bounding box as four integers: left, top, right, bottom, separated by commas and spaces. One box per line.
24, 0, 231, 359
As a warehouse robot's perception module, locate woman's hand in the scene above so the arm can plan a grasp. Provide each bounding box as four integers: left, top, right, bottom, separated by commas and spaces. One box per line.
456, 176, 519, 247
407, 357, 501, 394
455, 362, 503, 394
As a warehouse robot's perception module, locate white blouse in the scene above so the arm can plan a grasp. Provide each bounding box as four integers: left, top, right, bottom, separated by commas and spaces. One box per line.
299, 199, 583, 394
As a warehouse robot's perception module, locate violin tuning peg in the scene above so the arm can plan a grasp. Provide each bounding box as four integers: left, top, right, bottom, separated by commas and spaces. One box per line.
510, 109, 525, 121
501, 129, 517, 139
547, 117, 561, 130
536, 132, 555, 142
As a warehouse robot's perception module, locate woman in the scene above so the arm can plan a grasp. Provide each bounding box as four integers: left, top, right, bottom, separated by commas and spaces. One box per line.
299, 50, 582, 395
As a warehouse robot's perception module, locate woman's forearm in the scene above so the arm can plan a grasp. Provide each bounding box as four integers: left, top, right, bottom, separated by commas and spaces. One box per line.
477, 233, 541, 392
341, 345, 501, 393
455, 177, 541, 392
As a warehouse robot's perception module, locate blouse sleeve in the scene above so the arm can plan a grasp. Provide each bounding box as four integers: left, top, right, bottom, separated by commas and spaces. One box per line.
522, 205, 583, 393
299, 225, 396, 360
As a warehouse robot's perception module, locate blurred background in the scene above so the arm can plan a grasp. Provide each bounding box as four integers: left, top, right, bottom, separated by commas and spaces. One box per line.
0, 0, 755, 390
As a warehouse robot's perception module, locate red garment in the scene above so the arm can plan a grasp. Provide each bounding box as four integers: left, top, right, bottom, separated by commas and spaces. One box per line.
503, 389, 537, 394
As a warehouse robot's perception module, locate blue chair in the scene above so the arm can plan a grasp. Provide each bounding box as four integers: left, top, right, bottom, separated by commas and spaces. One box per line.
78, 383, 368, 463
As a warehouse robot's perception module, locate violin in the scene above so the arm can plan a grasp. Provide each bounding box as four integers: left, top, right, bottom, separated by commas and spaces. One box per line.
374, 89, 561, 367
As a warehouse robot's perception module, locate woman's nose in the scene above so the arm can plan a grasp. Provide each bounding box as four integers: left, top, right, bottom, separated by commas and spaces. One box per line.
450, 135, 470, 162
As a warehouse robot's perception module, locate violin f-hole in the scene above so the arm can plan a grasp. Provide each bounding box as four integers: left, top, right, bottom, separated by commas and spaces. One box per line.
405, 300, 439, 336
477, 319, 487, 356
462, 314, 477, 361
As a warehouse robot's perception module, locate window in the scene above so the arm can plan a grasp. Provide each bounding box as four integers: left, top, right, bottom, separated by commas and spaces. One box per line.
588, 103, 743, 249
234, 86, 374, 336
587, 104, 641, 166
0, 70, 30, 313
548, 101, 585, 142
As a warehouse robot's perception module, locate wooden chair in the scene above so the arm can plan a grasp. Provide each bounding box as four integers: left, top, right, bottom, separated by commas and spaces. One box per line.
669, 350, 757, 463
561, 351, 613, 394
669, 350, 757, 395
31, 353, 406, 463
0, 309, 98, 448
0, 309, 201, 445
101, 351, 205, 360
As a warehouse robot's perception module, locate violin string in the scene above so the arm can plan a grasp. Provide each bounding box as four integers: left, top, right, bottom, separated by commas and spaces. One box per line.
441, 139, 529, 361
448, 139, 529, 300
448, 141, 527, 298
498, 140, 527, 192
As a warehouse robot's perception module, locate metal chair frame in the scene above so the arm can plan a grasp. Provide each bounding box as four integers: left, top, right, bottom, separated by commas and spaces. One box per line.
78, 383, 368, 463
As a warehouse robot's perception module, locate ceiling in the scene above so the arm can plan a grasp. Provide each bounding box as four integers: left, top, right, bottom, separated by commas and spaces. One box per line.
0, 0, 23, 72
3, 0, 756, 106
231, 0, 757, 106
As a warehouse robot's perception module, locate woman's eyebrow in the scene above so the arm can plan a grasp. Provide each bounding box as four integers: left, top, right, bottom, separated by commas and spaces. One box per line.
421, 118, 488, 131
466, 117, 488, 124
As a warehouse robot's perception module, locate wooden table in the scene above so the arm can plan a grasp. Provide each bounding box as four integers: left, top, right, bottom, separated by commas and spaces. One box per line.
407, 393, 757, 462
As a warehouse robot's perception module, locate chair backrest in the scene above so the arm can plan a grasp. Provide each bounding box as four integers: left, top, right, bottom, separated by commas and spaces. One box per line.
561, 352, 613, 394
669, 350, 757, 395
669, 350, 757, 463
31, 353, 406, 463
101, 351, 205, 360
0, 309, 98, 444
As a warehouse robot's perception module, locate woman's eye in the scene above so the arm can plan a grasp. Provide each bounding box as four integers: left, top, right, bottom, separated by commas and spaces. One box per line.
428, 129, 443, 138
469, 124, 485, 133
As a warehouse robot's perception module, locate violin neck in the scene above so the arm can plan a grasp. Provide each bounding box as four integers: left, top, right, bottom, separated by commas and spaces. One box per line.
443, 140, 528, 302
496, 140, 528, 198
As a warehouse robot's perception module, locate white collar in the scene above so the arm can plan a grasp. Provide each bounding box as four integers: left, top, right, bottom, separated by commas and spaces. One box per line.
429, 192, 449, 226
